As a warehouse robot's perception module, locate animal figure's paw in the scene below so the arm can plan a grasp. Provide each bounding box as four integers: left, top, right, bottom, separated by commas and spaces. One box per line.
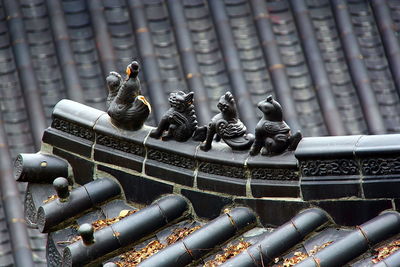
192, 126, 207, 142
200, 143, 211, 151
161, 134, 173, 141
150, 129, 161, 139
288, 131, 302, 151
249, 148, 259, 156
249, 143, 261, 156
261, 139, 274, 156
261, 148, 272, 156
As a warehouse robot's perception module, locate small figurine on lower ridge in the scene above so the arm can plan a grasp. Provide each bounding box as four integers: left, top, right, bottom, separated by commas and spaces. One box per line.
150, 91, 206, 142
200, 91, 254, 151
249, 95, 302, 156
107, 61, 151, 130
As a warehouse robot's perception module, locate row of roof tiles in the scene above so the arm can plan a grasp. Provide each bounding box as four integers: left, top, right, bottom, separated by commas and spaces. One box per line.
21, 173, 400, 266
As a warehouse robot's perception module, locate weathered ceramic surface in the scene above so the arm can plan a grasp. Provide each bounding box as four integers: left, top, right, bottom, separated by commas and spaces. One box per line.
2, 0, 400, 266
107, 61, 151, 131
150, 91, 205, 142
15, 104, 400, 266
200, 92, 255, 151
250, 95, 302, 156
42, 100, 400, 203
20, 169, 400, 267
44, 99, 302, 199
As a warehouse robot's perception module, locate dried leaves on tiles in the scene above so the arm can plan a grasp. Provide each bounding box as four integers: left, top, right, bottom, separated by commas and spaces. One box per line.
115, 225, 201, 266
372, 239, 400, 263
166, 225, 201, 245
275, 241, 333, 267
91, 209, 138, 231
116, 240, 166, 266
43, 194, 59, 204
57, 209, 138, 245
203, 241, 251, 266
309, 241, 332, 254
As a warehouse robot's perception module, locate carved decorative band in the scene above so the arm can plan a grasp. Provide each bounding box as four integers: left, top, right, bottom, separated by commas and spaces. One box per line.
198, 162, 245, 179
147, 149, 195, 169
361, 157, 400, 176
251, 168, 298, 180
300, 159, 358, 176
52, 118, 94, 140
97, 134, 144, 157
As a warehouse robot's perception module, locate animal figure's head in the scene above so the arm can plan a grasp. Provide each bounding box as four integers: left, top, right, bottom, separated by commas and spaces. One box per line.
217, 91, 237, 118
168, 91, 194, 113
106, 71, 122, 93
125, 61, 139, 80
257, 95, 283, 121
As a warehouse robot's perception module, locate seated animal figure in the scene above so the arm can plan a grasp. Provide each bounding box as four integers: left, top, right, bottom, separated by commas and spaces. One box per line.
249, 95, 302, 156
150, 91, 205, 142
200, 91, 254, 151
107, 61, 151, 130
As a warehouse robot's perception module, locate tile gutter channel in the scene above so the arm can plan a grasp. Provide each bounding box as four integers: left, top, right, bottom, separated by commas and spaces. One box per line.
138, 207, 256, 267
296, 211, 400, 267
373, 248, 400, 267
221, 208, 330, 266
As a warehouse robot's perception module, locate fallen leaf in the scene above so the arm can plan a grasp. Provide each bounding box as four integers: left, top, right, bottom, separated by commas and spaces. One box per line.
43, 194, 58, 204
119, 210, 131, 218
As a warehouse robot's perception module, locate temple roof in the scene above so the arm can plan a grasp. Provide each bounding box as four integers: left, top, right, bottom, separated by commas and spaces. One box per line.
0, 0, 400, 266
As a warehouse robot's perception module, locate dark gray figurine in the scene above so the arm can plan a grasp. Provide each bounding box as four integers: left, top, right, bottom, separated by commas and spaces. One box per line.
200, 91, 254, 151
249, 95, 302, 156
150, 91, 206, 142
107, 61, 151, 130
106, 71, 122, 108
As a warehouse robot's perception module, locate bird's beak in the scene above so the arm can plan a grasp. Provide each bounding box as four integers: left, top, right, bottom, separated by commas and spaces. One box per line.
137, 95, 151, 113
126, 66, 131, 77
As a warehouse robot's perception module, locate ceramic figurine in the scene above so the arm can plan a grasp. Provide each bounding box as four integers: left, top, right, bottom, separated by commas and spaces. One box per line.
107, 61, 151, 130
150, 91, 206, 142
106, 71, 122, 108
200, 91, 254, 151
249, 95, 302, 156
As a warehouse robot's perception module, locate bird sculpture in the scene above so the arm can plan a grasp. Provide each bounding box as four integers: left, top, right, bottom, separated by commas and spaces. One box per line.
107, 61, 151, 130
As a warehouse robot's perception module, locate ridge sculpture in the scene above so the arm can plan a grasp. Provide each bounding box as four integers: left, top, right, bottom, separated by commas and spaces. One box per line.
249, 95, 302, 156
149, 91, 206, 142
200, 91, 254, 151
106, 61, 151, 130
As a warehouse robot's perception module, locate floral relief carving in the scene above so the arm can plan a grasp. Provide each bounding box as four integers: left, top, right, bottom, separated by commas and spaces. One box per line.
147, 149, 195, 169
362, 157, 400, 175
198, 162, 245, 179
300, 159, 358, 176
52, 118, 94, 140
96, 134, 144, 156
251, 168, 299, 180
